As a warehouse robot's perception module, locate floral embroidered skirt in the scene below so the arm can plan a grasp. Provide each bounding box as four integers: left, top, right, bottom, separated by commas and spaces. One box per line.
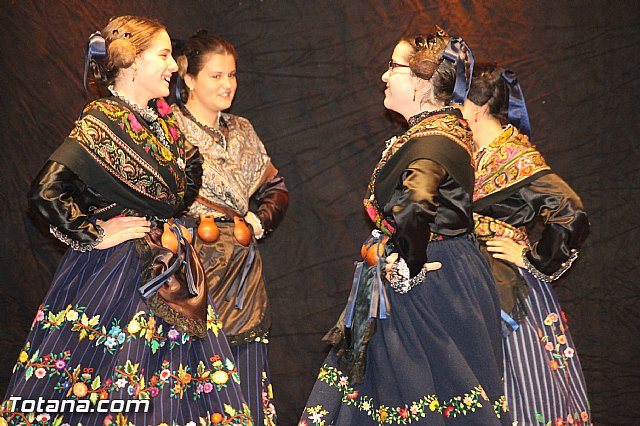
503, 270, 591, 425
300, 236, 512, 425
1, 241, 253, 426
231, 341, 276, 426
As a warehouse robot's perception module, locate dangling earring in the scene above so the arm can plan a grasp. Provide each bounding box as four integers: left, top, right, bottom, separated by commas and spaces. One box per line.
188, 86, 194, 100
413, 88, 417, 102
132, 65, 138, 82
474, 109, 479, 123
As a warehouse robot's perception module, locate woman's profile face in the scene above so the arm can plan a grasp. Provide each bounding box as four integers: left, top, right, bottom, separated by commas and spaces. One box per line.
381, 41, 418, 118
133, 30, 178, 101
188, 52, 237, 114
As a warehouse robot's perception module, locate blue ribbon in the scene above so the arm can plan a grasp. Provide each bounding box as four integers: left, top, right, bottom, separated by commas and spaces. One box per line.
83, 31, 107, 92
225, 241, 257, 310
442, 37, 474, 105
343, 261, 364, 328
501, 309, 520, 336
370, 260, 389, 319
138, 224, 198, 299
501, 69, 531, 138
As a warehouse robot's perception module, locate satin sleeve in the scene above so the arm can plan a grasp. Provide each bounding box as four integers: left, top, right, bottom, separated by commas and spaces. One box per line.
521, 173, 590, 275
28, 160, 103, 245
253, 174, 289, 234
386, 159, 445, 277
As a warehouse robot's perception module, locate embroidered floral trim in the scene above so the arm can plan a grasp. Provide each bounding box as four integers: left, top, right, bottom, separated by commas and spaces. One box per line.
262, 370, 277, 426
473, 126, 551, 202
12, 349, 241, 404
1, 404, 253, 426
49, 224, 104, 252
534, 408, 591, 425
29, 304, 223, 355
301, 364, 508, 424
538, 312, 579, 372
473, 213, 528, 242
71, 115, 178, 203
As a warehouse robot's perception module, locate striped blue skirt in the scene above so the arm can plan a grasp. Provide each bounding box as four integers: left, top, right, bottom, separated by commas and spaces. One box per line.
503, 270, 591, 425
1, 240, 253, 425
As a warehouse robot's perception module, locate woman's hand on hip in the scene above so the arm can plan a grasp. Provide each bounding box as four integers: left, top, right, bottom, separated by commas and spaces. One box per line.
485, 236, 527, 268
94, 217, 151, 250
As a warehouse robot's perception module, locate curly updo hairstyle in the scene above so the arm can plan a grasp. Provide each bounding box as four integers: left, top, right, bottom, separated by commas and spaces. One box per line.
400, 28, 472, 106
89, 15, 167, 88
175, 30, 237, 103
466, 63, 510, 126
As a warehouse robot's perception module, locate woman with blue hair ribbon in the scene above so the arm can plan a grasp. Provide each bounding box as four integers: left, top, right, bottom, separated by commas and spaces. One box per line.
2, 15, 253, 426
300, 28, 511, 425
462, 63, 591, 425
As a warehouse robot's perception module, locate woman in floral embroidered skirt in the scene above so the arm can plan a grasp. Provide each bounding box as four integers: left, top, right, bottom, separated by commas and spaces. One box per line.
462, 63, 591, 425
1, 16, 253, 426
171, 31, 289, 426
300, 29, 511, 425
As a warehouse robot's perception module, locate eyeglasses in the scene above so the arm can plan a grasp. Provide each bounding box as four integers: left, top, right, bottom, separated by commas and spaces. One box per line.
388, 60, 410, 71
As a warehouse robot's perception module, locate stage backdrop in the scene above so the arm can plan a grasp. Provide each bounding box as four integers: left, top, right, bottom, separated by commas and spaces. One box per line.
1, 1, 638, 425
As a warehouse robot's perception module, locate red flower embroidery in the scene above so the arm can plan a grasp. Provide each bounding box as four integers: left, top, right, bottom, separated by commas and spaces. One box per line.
129, 113, 143, 132
444, 406, 454, 417
156, 99, 171, 116
169, 125, 179, 142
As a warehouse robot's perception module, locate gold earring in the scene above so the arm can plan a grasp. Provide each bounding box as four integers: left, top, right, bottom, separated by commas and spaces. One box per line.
413, 88, 417, 102
132, 66, 138, 82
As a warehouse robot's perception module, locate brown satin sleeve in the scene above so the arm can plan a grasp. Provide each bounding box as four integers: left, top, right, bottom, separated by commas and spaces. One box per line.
521, 173, 590, 275
387, 159, 445, 277
28, 160, 103, 244
252, 162, 289, 234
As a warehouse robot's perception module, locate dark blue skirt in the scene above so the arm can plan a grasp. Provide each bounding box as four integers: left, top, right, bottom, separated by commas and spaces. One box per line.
301, 236, 512, 425
1, 241, 253, 425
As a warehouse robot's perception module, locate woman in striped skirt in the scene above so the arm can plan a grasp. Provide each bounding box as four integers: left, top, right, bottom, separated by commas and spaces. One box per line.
172, 31, 288, 426
461, 63, 592, 426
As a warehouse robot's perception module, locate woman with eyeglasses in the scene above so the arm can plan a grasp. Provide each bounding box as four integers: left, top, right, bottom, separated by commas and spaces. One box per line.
299, 28, 511, 425
1, 16, 253, 425
171, 30, 288, 426
462, 63, 591, 425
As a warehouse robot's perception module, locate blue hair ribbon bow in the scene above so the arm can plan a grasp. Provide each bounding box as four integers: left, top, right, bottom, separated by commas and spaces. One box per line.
442, 37, 474, 105
501, 68, 532, 138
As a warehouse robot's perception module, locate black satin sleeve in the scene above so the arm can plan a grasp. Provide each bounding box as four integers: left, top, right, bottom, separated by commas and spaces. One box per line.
253, 174, 289, 234
384, 159, 445, 277
28, 161, 105, 244
521, 173, 590, 275
181, 140, 203, 213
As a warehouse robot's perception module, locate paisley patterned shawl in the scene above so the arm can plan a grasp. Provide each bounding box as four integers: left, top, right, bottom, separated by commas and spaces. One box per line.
172, 106, 270, 217
50, 97, 187, 219
364, 111, 474, 235
473, 126, 550, 204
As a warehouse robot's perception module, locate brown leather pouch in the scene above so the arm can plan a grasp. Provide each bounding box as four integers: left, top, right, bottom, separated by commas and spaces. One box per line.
137, 221, 208, 339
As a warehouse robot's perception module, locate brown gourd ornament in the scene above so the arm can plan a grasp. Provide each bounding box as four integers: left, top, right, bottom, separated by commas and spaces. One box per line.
365, 236, 388, 266
233, 216, 252, 246
161, 222, 192, 254
197, 213, 220, 243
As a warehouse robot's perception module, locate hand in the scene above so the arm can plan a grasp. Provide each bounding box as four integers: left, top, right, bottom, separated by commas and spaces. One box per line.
94, 216, 151, 250
485, 236, 527, 268
384, 252, 442, 280
244, 211, 264, 239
